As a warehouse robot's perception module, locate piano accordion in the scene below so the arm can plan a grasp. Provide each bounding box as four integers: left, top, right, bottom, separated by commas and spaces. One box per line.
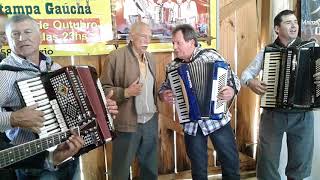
16, 66, 115, 155
167, 60, 229, 123
261, 46, 320, 109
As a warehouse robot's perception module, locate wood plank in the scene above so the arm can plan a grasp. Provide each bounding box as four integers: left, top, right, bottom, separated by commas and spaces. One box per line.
81, 146, 106, 180
220, 0, 251, 22
235, 0, 260, 152
158, 152, 255, 179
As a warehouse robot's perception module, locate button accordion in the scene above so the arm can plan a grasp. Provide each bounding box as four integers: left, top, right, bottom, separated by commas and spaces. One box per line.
261, 46, 320, 109
16, 66, 115, 155
167, 60, 229, 123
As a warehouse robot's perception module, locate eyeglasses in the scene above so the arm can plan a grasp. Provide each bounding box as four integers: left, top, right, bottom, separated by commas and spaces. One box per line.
136, 33, 152, 40
11, 29, 34, 40
0, 32, 5, 43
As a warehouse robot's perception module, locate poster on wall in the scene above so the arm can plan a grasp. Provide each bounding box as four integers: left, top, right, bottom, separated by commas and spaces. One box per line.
1, 0, 216, 56
0, 0, 113, 56
301, 0, 320, 43
110, 0, 217, 50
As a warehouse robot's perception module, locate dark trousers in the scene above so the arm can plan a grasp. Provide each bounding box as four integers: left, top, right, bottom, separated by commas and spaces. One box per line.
111, 113, 158, 180
184, 123, 240, 180
15, 158, 79, 180
257, 110, 314, 180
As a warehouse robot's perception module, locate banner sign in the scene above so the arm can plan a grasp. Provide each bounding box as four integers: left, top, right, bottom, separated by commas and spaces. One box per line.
301, 0, 320, 43
0, 0, 217, 56
0, 0, 113, 56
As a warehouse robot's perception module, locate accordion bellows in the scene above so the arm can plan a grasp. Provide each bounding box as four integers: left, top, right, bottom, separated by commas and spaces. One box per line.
168, 60, 228, 123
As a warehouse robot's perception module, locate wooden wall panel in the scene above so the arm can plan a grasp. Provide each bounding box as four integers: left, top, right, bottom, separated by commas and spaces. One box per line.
81, 147, 107, 180
235, 0, 260, 151
219, 0, 259, 152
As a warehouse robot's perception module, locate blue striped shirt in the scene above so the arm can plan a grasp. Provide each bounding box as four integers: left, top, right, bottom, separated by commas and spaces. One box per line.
0, 52, 60, 145
159, 47, 241, 136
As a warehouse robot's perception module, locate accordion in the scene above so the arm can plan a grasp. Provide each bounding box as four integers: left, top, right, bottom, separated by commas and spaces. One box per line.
16, 66, 115, 155
167, 60, 229, 123
261, 46, 320, 109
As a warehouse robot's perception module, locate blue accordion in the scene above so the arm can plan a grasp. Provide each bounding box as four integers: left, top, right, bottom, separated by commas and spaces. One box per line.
168, 60, 229, 123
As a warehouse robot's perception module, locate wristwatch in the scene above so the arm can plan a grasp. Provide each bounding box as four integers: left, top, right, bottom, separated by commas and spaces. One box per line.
245, 79, 251, 86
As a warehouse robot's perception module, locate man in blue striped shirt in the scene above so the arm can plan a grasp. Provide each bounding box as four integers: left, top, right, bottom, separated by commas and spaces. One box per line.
0, 14, 119, 180
159, 24, 241, 180
0, 14, 84, 180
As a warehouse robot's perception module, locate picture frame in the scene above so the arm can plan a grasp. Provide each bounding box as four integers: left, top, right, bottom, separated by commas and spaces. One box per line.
110, 0, 212, 44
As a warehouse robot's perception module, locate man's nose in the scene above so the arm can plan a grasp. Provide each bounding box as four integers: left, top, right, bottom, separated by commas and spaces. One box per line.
18, 33, 28, 41
291, 22, 298, 27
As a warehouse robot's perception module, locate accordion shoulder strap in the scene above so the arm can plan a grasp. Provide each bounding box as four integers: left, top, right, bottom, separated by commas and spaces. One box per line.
192, 48, 217, 62
172, 48, 218, 63
0, 65, 36, 72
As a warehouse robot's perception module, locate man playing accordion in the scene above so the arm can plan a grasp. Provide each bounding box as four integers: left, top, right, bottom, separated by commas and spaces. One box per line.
241, 10, 320, 180
159, 24, 241, 180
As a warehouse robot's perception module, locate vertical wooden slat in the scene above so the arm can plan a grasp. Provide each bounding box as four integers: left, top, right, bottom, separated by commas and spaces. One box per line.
235, 0, 260, 152
260, 0, 272, 47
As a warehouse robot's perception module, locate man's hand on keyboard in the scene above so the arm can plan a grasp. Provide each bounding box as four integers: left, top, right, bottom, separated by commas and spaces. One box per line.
247, 79, 267, 95
10, 104, 44, 133
106, 90, 118, 119
313, 72, 320, 84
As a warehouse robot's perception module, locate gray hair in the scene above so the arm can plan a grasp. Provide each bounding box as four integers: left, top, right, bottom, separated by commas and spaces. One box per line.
130, 21, 150, 35
5, 14, 39, 35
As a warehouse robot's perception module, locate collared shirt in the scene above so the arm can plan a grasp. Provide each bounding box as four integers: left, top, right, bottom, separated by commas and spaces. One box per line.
0, 52, 60, 144
132, 49, 157, 123
159, 46, 241, 136
240, 49, 264, 86
133, 49, 147, 80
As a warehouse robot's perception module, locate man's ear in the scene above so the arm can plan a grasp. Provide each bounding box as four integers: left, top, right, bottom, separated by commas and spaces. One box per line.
190, 39, 196, 46
128, 33, 134, 42
274, 25, 279, 35
3, 35, 7, 43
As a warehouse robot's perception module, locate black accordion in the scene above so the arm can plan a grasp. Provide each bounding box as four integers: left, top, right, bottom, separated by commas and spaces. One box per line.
16, 66, 115, 156
167, 60, 229, 123
261, 46, 320, 109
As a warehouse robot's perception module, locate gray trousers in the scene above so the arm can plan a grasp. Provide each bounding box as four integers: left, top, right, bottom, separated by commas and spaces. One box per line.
257, 109, 314, 180
111, 113, 158, 180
